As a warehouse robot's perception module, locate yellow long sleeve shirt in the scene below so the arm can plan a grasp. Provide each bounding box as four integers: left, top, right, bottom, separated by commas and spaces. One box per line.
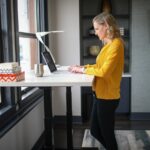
84, 38, 124, 100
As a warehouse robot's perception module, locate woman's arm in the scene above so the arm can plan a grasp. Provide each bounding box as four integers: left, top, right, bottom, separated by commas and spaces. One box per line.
85, 41, 123, 78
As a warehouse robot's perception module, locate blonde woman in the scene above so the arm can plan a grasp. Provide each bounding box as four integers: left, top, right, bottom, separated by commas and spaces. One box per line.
69, 12, 124, 150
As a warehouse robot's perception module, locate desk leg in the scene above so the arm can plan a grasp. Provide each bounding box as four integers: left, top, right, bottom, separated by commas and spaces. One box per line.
66, 87, 73, 149
43, 87, 54, 150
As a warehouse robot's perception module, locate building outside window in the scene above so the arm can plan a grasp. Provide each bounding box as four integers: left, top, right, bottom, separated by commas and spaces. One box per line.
17, 0, 38, 71
18, 0, 38, 70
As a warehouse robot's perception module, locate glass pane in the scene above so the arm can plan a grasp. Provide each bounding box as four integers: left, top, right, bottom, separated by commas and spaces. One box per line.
19, 37, 38, 71
18, 0, 37, 33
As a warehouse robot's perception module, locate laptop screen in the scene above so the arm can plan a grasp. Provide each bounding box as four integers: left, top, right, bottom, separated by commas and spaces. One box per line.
41, 51, 57, 72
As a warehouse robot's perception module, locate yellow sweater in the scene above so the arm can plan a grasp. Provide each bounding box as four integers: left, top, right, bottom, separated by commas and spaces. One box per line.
84, 38, 124, 100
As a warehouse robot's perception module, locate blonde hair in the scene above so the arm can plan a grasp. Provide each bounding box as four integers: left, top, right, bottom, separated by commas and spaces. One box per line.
93, 12, 121, 40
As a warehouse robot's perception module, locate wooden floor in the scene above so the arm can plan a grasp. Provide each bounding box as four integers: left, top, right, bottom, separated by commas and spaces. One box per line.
54, 116, 150, 149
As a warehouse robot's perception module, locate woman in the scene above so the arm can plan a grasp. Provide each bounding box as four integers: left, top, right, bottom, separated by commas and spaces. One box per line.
69, 12, 124, 150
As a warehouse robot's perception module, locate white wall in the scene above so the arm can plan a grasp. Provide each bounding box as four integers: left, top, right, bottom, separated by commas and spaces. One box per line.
48, 0, 81, 116
131, 0, 150, 112
0, 100, 44, 150
48, 0, 150, 115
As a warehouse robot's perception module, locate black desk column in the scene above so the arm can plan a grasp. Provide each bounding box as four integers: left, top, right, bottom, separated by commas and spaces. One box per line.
43, 87, 54, 150
66, 87, 73, 149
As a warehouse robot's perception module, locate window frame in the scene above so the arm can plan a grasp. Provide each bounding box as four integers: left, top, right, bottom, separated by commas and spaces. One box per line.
0, 0, 48, 135
13, 0, 48, 109
0, 9, 2, 107
0, 0, 18, 129
13, 0, 48, 107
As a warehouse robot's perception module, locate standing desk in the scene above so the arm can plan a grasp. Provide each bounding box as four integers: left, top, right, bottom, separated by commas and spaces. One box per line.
0, 68, 94, 150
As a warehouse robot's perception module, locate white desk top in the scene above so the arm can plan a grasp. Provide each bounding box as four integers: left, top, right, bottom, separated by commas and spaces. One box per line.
0, 65, 131, 87
0, 66, 94, 87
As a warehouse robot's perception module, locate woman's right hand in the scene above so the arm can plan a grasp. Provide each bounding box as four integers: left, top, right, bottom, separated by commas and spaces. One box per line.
68, 65, 84, 73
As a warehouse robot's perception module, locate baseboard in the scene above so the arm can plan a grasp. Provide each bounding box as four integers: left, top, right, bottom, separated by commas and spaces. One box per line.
54, 116, 83, 125
130, 113, 150, 120
81, 148, 98, 150
115, 113, 130, 120
55, 148, 98, 150
55, 148, 83, 150
54, 114, 131, 125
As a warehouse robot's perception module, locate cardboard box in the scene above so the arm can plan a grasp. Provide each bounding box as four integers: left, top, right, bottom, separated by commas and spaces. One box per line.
0, 62, 19, 69
0, 71, 25, 82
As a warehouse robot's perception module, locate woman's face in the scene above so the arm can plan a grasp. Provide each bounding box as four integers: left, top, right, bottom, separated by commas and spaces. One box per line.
93, 21, 107, 40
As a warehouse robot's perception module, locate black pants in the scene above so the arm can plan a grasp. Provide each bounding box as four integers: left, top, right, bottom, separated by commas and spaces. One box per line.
90, 94, 119, 150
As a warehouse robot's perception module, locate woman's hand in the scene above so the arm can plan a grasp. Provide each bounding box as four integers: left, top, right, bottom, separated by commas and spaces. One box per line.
68, 65, 84, 73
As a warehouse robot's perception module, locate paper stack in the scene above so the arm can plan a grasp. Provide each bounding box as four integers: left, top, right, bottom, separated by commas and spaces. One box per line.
0, 62, 25, 82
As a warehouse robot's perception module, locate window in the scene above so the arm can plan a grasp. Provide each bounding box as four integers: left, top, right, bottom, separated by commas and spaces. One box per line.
19, 37, 38, 71
0, 0, 48, 133
15, 0, 40, 102
17, 0, 38, 70
18, 0, 37, 33
14, 0, 48, 103
0, 0, 17, 130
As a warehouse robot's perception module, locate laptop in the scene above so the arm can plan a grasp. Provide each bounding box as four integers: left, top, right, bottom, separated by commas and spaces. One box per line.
41, 50, 57, 72
42, 50, 69, 73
